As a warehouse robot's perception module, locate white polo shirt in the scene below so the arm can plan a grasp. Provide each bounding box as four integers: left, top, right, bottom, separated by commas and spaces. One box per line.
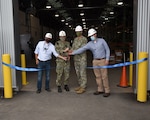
34, 41, 59, 61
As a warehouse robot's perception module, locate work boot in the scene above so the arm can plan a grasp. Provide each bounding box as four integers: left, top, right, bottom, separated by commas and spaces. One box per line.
64, 85, 70, 92
76, 88, 85, 94
36, 89, 41, 93
93, 91, 104, 95
58, 86, 62, 93
74, 87, 81, 91
103, 93, 110, 97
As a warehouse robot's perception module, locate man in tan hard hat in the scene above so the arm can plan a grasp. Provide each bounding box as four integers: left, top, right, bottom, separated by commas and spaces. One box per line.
69, 28, 111, 97
71, 25, 87, 94
55, 30, 71, 93
34, 33, 67, 93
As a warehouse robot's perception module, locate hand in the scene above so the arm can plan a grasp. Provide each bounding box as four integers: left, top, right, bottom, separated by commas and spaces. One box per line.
68, 50, 73, 55
63, 57, 67, 61
105, 60, 109, 65
36, 59, 39, 65
67, 56, 70, 61
63, 48, 69, 52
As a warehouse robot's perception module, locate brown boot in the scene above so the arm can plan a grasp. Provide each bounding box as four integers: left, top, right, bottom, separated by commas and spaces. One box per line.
74, 87, 81, 91
76, 88, 85, 94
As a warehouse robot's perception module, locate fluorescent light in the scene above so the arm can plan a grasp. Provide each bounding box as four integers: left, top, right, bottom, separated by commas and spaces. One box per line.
55, 14, 59, 17
80, 13, 84, 16
105, 18, 108, 20
78, 0, 84, 7
83, 22, 86, 24
110, 11, 114, 14
65, 23, 68, 25
61, 19, 65, 22
46, 5, 51, 9
78, 4, 83, 7
82, 18, 85, 21
117, 2, 123, 5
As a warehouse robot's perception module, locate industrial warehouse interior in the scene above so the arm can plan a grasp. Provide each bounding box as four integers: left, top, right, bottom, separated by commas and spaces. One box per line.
0, 0, 150, 120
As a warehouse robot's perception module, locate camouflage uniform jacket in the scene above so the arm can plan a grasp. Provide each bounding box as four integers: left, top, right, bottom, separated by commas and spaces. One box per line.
55, 40, 70, 62
72, 36, 87, 62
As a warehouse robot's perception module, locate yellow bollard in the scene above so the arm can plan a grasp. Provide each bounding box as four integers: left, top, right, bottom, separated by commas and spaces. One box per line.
2, 54, 13, 98
129, 52, 133, 86
137, 52, 148, 102
21, 54, 28, 85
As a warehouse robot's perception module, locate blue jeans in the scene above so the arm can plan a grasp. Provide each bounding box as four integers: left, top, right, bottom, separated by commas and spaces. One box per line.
37, 60, 50, 90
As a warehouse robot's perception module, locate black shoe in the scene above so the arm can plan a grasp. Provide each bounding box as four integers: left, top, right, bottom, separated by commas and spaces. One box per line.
64, 85, 70, 92
103, 93, 110, 97
45, 88, 51, 92
58, 86, 62, 93
36, 89, 41, 93
93, 91, 104, 95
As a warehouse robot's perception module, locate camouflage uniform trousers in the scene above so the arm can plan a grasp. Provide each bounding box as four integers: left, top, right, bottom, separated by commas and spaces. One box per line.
56, 60, 70, 86
74, 60, 87, 89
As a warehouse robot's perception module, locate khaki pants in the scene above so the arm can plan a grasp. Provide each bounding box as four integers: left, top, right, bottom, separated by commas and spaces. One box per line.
93, 59, 110, 93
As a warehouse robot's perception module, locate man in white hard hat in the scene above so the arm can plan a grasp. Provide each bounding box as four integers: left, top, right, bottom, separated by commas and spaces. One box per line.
71, 25, 87, 94
55, 30, 71, 93
34, 33, 67, 93
69, 28, 111, 97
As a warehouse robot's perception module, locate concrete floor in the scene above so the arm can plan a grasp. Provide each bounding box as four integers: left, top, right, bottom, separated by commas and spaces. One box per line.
0, 56, 150, 120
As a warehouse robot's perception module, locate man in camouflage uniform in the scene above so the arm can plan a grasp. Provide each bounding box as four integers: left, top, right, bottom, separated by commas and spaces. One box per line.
55, 31, 70, 93
72, 25, 87, 94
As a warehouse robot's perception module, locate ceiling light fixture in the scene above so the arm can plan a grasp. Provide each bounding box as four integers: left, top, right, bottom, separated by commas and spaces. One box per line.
117, 1, 123, 5
46, 5, 51, 9
65, 22, 68, 25
80, 13, 84, 16
110, 11, 114, 15
78, 0, 84, 7
83, 24, 86, 26
105, 18, 108, 20
61, 19, 65, 22
83, 22, 86, 25
82, 18, 85, 21
55, 13, 59, 17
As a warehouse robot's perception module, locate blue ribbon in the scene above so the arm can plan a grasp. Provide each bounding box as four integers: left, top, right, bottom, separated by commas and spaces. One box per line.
2, 62, 46, 71
2, 58, 148, 71
86, 58, 148, 69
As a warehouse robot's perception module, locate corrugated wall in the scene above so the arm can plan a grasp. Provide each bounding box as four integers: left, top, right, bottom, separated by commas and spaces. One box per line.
0, 0, 3, 88
135, 0, 150, 90
0, 0, 21, 89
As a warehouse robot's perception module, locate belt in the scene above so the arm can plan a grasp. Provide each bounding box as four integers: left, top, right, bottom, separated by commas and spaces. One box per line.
94, 58, 105, 60
38, 59, 50, 62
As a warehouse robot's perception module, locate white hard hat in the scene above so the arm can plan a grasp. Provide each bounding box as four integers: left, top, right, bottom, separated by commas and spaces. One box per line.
59, 30, 66, 36
75, 25, 83, 32
45, 33, 52, 38
88, 28, 97, 37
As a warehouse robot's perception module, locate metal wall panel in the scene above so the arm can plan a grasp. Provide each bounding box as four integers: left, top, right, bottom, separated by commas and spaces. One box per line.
0, 1, 3, 87
135, 0, 150, 90
0, 0, 16, 87
0, 0, 21, 89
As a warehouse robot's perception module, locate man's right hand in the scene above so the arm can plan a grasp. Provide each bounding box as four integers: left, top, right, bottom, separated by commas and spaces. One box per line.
36, 59, 39, 65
